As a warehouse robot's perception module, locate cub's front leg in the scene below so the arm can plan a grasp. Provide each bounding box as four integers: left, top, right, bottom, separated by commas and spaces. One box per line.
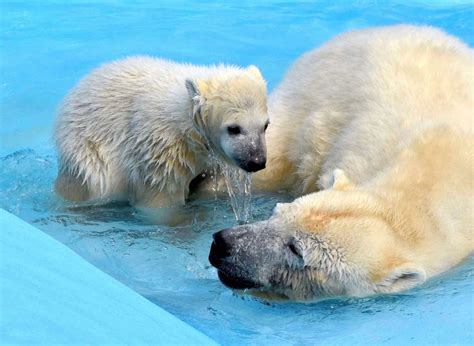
131, 183, 190, 226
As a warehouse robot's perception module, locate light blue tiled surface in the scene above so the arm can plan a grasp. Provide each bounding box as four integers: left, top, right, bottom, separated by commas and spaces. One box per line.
0, 208, 216, 345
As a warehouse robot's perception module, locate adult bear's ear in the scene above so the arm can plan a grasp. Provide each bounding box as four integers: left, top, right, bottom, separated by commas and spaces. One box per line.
247, 65, 264, 81
376, 263, 426, 293
331, 169, 355, 191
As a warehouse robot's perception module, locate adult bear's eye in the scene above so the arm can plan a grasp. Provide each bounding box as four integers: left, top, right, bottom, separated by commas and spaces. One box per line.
227, 125, 242, 135
288, 242, 303, 259
264, 122, 269, 131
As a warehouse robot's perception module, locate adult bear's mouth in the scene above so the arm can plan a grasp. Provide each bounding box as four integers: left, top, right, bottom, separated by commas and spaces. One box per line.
216, 270, 260, 290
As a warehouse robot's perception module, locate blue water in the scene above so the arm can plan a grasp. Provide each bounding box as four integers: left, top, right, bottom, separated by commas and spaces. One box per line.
1, 1, 473, 344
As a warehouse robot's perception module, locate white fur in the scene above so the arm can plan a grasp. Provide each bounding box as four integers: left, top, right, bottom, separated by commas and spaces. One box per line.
248, 24, 473, 298
255, 24, 473, 194
55, 57, 267, 207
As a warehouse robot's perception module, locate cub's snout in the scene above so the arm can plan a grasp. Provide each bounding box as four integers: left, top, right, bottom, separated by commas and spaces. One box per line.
239, 155, 266, 172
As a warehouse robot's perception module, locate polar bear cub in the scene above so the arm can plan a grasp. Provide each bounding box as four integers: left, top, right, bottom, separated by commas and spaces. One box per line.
55, 57, 269, 208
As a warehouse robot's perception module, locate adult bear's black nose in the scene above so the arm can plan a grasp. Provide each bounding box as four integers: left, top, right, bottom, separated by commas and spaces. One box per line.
209, 229, 233, 268
209, 227, 249, 268
209, 227, 261, 290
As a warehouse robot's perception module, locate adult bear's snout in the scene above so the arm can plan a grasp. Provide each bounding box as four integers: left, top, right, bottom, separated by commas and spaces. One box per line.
209, 222, 291, 291
209, 227, 245, 267
209, 226, 253, 265
209, 227, 262, 290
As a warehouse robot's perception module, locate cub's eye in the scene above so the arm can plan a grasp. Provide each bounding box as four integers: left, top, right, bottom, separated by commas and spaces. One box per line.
227, 125, 242, 135
264, 122, 269, 131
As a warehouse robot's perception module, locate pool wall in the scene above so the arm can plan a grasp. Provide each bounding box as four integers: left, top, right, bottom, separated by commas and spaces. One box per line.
0, 208, 217, 344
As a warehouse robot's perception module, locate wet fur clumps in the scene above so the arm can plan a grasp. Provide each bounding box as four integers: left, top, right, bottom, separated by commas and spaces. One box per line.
55, 57, 268, 210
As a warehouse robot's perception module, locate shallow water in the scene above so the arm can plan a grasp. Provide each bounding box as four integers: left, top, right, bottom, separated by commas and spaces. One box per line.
1, 1, 473, 344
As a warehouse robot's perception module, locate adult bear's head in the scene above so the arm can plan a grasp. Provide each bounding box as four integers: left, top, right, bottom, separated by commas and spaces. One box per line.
186, 66, 268, 173
209, 170, 427, 301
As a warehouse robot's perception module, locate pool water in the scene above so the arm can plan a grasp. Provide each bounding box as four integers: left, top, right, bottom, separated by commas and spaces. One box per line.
1, 1, 473, 344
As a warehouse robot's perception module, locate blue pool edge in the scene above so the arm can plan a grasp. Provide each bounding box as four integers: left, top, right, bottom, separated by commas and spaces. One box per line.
0, 208, 217, 345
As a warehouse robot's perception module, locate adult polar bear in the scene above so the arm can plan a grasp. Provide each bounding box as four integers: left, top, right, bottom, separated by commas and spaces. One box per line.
209, 25, 473, 300
55, 59, 268, 208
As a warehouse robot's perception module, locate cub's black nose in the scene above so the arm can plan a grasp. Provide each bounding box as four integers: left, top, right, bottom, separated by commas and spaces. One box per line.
241, 159, 266, 172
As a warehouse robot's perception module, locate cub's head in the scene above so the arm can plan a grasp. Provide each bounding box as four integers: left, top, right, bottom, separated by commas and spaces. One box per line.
209, 170, 426, 301
186, 66, 268, 172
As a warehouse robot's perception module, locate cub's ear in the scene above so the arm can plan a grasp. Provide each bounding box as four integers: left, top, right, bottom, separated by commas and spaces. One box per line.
247, 65, 264, 81
185, 79, 199, 98
185, 79, 208, 120
186, 80, 208, 124
376, 264, 426, 293
331, 169, 355, 191
185, 79, 209, 100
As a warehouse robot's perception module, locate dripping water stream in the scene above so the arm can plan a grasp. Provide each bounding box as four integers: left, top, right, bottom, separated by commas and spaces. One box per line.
208, 150, 253, 224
